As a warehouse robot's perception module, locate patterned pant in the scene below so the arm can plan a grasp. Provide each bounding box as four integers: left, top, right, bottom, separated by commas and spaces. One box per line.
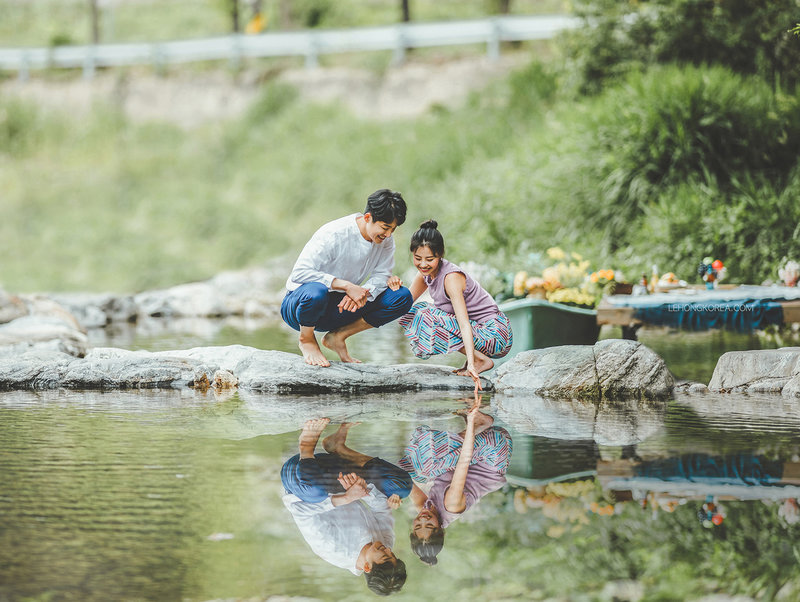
398, 425, 512, 483
399, 303, 513, 359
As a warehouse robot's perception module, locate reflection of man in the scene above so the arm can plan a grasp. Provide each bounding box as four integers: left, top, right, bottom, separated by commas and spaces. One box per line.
281, 419, 409, 595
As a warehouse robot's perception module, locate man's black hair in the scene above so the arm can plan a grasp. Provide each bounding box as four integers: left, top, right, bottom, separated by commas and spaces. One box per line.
364, 558, 407, 596
365, 189, 407, 226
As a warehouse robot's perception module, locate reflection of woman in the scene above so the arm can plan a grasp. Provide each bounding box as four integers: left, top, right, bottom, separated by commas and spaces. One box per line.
398, 400, 512, 565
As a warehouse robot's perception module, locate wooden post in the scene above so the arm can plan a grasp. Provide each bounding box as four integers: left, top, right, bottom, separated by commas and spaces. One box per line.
231, 0, 240, 33
393, 24, 407, 64
89, 0, 100, 44
487, 18, 500, 61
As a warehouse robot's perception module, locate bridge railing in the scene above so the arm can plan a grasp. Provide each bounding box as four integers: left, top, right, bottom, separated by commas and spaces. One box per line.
0, 15, 579, 80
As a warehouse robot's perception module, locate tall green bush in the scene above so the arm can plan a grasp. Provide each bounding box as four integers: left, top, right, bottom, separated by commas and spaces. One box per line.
437, 64, 800, 284
563, 0, 800, 94
581, 65, 800, 250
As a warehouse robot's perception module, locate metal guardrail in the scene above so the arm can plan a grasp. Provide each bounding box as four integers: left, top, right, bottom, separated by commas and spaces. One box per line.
0, 15, 579, 80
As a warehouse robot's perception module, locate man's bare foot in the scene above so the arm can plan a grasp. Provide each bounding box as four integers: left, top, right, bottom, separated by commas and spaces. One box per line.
322, 331, 362, 363
299, 418, 331, 456
455, 355, 494, 376
299, 337, 331, 367
322, 422, 361, 453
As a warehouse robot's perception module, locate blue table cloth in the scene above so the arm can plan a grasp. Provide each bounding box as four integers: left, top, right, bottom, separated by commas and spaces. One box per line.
607, 285, 800, 331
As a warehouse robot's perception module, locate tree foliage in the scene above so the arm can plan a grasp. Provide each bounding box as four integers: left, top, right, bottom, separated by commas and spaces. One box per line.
563, 0, 800, 94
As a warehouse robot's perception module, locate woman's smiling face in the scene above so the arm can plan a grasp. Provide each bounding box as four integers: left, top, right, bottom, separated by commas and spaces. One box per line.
412, 245, 441, 277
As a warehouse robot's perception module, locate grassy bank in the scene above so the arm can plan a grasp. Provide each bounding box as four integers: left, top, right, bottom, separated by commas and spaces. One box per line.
0, 64, 548, 292
2, 59, 799, 293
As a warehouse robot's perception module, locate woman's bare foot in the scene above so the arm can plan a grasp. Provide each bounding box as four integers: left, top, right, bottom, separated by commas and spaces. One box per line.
322, 331, 362, 363
322, 422, 361, 453
455, 408, 494, 434
299, 418, 331, 457
299, 331, 330, 367
455, 354, 494, 376
453, 360, 468, 374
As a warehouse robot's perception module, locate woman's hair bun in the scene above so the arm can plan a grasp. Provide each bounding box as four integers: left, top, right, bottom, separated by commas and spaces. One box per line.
419, 219, 438, 230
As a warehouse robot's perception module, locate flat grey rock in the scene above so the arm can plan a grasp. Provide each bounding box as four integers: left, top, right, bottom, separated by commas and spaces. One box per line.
494, 339, 673, 400
49, 292, 138, 328
594, 339, 674, 400
0, 344, 488, 393
494, 393, 666, 445
133, 266, 284, 319
708, 348, 800, 394
0, 288, 27, 324
0, 315, 89, 358
494, 345, 599, 400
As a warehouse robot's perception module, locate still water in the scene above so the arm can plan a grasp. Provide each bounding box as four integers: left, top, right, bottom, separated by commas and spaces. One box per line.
2, 391, 800, 601
1, 320, 799, 600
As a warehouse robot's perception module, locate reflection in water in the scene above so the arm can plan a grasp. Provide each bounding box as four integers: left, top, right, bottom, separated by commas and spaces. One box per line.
280, 419, 409, 595
398, 397, 512, 567
2, 389, 800, 599
509, 442, 800, 598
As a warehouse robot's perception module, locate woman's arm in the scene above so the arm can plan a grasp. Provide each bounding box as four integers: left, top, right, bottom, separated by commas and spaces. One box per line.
408, 273, 429, 301
409, 482, 429, 510
443, 405, 479, 514
444, 272, 480, 385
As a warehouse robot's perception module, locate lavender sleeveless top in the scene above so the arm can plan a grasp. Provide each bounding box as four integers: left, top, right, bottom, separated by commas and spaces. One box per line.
425, 464, 507, 528
424, 259, 500, 324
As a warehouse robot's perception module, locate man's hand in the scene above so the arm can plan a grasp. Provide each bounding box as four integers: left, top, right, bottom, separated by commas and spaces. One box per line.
338, 296, 361, 313
387, 275, 403, 291
338, 284, 369, 313
338, 472, 369, 501
387, 494, 402, 510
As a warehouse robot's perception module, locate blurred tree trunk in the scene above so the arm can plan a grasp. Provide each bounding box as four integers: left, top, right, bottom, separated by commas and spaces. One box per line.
279, 0, 291, 28
499, 0, 511, 14
230, 0, 240, 33
89, 0, 100, 43
401, 0, 410, 22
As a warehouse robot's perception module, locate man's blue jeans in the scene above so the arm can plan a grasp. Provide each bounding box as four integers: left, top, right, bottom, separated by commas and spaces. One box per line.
281, 282, 413, 332
281, 453, 413, 503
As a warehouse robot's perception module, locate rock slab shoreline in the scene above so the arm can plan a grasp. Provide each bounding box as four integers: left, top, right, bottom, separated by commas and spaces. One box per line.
0, 345, 490, 394
494, 339, 674, 400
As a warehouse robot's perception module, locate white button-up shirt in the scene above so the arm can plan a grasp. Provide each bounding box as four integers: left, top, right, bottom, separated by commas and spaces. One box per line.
285, 213, 395, 301
282, 484, 395, 575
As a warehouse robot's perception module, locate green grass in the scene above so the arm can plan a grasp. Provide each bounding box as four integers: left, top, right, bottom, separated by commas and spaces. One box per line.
0, 59, 548, 292
2, 60, 798, 293
0, 0, 569, 47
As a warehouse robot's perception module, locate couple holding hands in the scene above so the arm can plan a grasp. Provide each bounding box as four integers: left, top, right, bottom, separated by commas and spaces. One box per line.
281, 393, 512, 596
280, 188, 513, 388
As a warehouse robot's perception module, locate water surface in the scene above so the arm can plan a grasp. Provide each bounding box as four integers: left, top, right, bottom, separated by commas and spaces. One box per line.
2, 388, 799, 601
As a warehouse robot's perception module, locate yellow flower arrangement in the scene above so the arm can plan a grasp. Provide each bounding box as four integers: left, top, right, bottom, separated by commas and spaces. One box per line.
504, 250, 622, 309
547, 287, 597, 308
589, 269, 616, 284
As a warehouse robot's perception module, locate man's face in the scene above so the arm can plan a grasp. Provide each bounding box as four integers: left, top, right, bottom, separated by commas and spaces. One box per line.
364, 214, 398, 244
367, 541, 398, 566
